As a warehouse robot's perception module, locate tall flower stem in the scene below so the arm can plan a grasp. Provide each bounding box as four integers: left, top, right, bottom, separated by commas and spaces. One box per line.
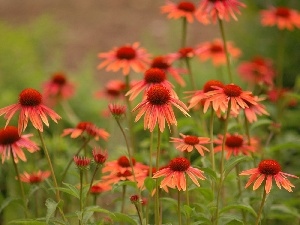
255, 191, 268, 225
37, 131, 68, 223
155, 128, 162, 225
124, 74, 137, 154
60, 100, 79, 126
214, 102, 231, 225
276, 30, 286, 89
244, 114, 251, 145
121, 185, 127, 214
178, 190, 182, 225
181, 17, 187, 48
10, 149, 29, 218
185, 58, 197, 90
61, 137, 91, 183
79, 170, 83, 225
217, 17, 233, 83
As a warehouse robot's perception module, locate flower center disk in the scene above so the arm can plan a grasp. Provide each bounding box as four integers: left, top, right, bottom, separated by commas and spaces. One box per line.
118, 156, 136, 167
258, 159, 281, 175
210, 44, 223, 53
203, 80, 224, 93
19, 88, 42, 106
169, 157, 190, 171
52, 74, 67, 85
177, 2, 195, 12
184, 136, 199, 145
275, 7, 290, 18
223, 84, 242, 97
146, 85, 170, 105
144, 68, 166, 83
0, 126, 20, 145
116, 46, 136, 60
151, 57, 170, 70
225, 135, 243, 148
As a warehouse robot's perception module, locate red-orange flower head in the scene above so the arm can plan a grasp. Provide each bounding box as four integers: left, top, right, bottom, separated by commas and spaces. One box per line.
144, 68, 166, 84
225, 134, 243, 148
51, 73, 67, 86
151, 56, 170, 70
116, 46, 136, 60
74, 156, 91, 169
19, 170, 51, 184
184, 135, 199, 145
161, 1, 198, 23
92, 148, 108, 165
223, 84, 242, 97
177, 2, 195, 13
108, 103, 126, 118
19, 88, 42, 107
0, 126, 20, 145
258, 159, 281, 175
117, 156, 136, 167
179, 47, 194, 59
130, 194, 140, 204
203, 80, 224, 93
169, 157, 191, 171
147, 84, 171, 105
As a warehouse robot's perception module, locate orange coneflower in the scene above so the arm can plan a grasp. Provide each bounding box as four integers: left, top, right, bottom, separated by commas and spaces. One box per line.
133, 84, 190, 132
97, 42, 151, 75
240, 159, 299, 194
20, 170, 51, 184
0, 126, 39, 163
153, 157, 206, 191
0, 88, 61, 135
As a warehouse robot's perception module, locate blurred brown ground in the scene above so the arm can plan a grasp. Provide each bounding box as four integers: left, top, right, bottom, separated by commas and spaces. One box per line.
0, 0, 217, 72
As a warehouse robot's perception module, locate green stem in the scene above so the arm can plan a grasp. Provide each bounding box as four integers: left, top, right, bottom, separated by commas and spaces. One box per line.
181, 17, 187, 48
79, 170, 83, 225
186, 188, 190, 225
255, 191, 268, 225
121, 185, 127, 214
60, 137, 91, 183
185, 58, 197, 90
244, 114, 251, 145
155, 128, 162, 225
11, 149, 29, 218
134, 203, 143, 225
60, 100, 79, 126
178, 190, 182, 225
218, 17, 233, 83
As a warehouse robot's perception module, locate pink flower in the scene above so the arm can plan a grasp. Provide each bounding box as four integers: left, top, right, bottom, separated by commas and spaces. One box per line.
153, 157, 206, 191
133, 84, 190, 132
243, 96, 269, 123
0, 126, 39, 163
170, 133, 210, 156
108, 103, 126, 118
237, 56, 275, 87
0, 88, 61, 135
20, 170, 51, 184
95, 80, 126, 101
196, 39, 241, 66
90, 182, 112, 195
240, 159, 299, 194
196, 0, 246, 23
150, 56, 187, 86
97, 42, 151, 75
166, 47, 196, 63
261, 7, 300, 30
214, 133, 257, 159
62, 121, 109, 141
74, 156, 91, 169
126, 68, 176, 101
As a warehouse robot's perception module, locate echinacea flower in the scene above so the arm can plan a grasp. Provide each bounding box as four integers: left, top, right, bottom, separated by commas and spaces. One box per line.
161, 1, 203, 23
150, 56, 187, 86
95, 80, 126, 100
108, 103, 126, 118
97, 42, 151, 75
196, 0, 246, 23
214, 133, 257, 159
62, 121, 109, 141
153, 157, 206, 191
133, 84, 190, 132
19, 170, 51, 184
0, 126, 39, 163
126, 68, 175, 101
92, 148, 108, 165
196, 39, 241, 66
240, 159, 299, 194
170, 133, 210, 156
237, 56, 275, 87
243, 96, 269, 123
204, 83, 258, 114
0, 88, 61, 135
74, 156, 91, 169
261, 7, 300, 30
166, 47, 196, 63
89, 182, 111, 195
43, 72, 75, 104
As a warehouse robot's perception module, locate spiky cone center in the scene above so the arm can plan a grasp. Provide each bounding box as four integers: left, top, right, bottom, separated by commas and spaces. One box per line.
117, 170, 132, 177
52, 73, 67, 85
144, 68, 166, 83
210, 44, 223, 53
107, 88, 122, 97
177, 2, 195, 12
0, 126, 21, 145
179, 47, 194, 58
223, 84, 243, 97
169, 157, 190, 172
92, 150, 107, 164
74, 156, 91, 168
116, 46, 136, 60
146, 84, 171, 105
184, 135, 200, 145
28, 175, 43, 183
76, 122, 93, 130
90, 185, 104, 194
275, 7, 290, 18
258, 159, 281, 175
151, 57, 170, 70
203, 80, 224, 93
117, 156, 136, 167
225, 135, 243, 148
19, 88, 42, 106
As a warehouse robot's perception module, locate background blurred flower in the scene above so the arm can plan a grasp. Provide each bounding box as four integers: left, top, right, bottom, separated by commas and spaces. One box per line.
20, 170, 51, 184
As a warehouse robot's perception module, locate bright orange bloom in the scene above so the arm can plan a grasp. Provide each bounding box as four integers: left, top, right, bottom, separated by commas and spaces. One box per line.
89, 182, 111, 195
20, 170, 51, 184
43, 72, 75, 105
170, 133, 210, 156
150, 56, 187, 86
196, 0, 246, 23
240, 159, 299, 194
0, 88, 61, 135
153, 157, 206, 191
97, 42, 151, 75
196, 39, 241, 66
204, 83, 258, 114
126, 68, 175, 101
261, 7, 300, 30
214, 133, 257, 159
62, 121, 109, 141
243, 96, 269, 123
161, 1, 204, 23
133, 84, 190, 132
0, 126, 39, 163
237, 56, 275, 87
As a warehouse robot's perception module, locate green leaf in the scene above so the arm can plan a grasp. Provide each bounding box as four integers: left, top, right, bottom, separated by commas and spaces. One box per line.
226, 219, 244, 225
8, 220, 46, 225
269, 142, 300, 152
220, 204, 257, 217
197, 188, 214, 202
160, 197, 177, 207
59, 182, 80, 199
250, 119, 273, 131
270, 204, 300, 219
113, 212, 137, 225
200, 167, 218, 181
85, 206, 115, 217
224, 156, 251, 178
45, 198, 59, 223
144, 177, 156, 192
0, 197, 21, 213
183, 205, 194, 217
